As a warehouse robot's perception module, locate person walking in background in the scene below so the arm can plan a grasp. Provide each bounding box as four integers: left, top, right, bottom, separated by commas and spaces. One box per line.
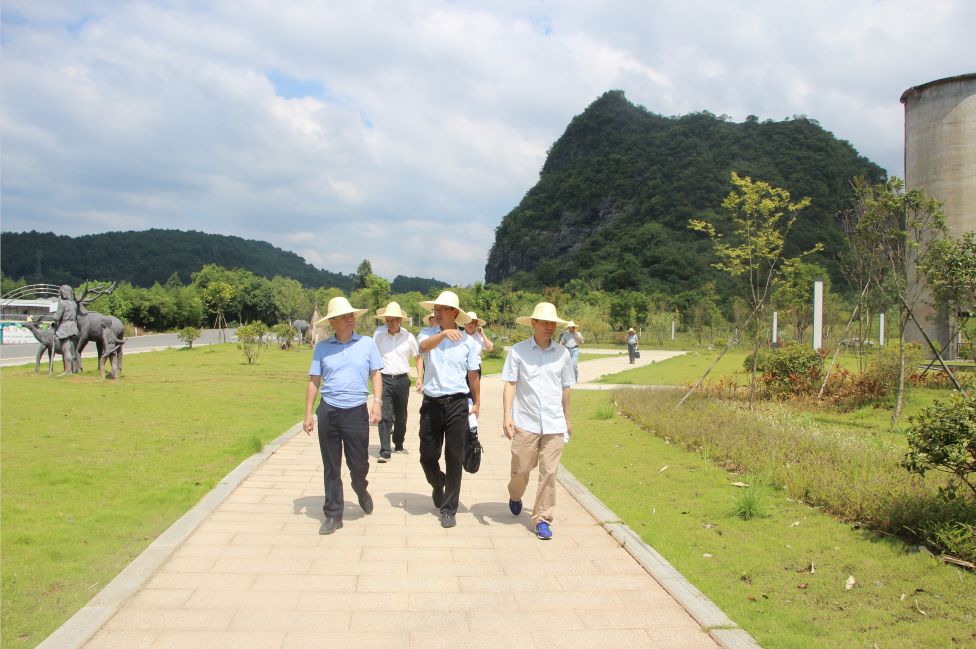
463, 312, 493, 363
503, 302, 576, 540
303, 296, 384, 535
417, 291, 481, 529
559, 321, 584, 380
373, 301, 422, 462
627, 327, 639, 364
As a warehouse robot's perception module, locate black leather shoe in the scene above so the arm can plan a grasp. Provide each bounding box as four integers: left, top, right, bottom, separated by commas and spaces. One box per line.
358, 491, 374, 514
440, 513, 456, 528
319, 516, 343, 535
432, 485, 444, 508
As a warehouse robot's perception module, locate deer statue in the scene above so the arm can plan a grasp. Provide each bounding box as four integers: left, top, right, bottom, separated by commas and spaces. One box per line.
23, 316, 63, 375
99, 321, 125, 380
74, 282, 126, 376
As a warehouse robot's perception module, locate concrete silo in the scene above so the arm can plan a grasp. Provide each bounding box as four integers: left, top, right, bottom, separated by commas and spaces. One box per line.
900, 73, 976, 357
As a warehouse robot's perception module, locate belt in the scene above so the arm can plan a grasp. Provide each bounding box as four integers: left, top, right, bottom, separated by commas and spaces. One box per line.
423, 393, 467, 403
382, 372, 409, 379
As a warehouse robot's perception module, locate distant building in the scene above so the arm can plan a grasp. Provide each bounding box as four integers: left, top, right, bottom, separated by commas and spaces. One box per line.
901, 73, 976, 358
0, 298, 57, 344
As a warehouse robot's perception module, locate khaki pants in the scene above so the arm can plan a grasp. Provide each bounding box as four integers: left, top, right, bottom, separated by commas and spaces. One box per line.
508, 427, 565, 524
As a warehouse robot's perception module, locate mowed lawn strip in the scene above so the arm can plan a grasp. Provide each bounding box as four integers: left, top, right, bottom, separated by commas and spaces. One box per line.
562, 390, 976, 649
1, 344, 309, 648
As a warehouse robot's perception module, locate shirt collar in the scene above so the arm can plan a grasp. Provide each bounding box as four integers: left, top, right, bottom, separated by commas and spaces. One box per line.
328, 333, 361, 345
529, 336, 555, 352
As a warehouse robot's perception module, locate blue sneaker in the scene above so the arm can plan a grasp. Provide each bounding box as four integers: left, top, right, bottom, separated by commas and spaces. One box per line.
535, 521, 552, 540
509, 499, 522, 515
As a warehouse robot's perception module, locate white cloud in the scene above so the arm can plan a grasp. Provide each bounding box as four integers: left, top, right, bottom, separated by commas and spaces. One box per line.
2, 0, 974, 285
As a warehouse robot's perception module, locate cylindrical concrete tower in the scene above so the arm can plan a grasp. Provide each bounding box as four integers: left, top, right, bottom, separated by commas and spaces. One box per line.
901, 73, 976, 357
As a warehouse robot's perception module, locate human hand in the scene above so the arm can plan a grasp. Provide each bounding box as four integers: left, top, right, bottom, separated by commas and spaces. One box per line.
443, 328, 463, 342
469, 401, 480, 418
303, 413, 315, 436
503, 416, 515, 439
369, 401, 382, 424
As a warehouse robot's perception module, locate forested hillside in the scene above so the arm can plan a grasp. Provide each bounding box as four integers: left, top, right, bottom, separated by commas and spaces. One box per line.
485, 90, 886, 292
1, 229, 356, 290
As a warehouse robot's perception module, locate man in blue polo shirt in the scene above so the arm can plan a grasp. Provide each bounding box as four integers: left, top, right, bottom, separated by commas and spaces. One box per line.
303, 296, 384, 535
417, 290, 480, 529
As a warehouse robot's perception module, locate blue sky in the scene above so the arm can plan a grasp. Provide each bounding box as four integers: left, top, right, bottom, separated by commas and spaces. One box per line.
2, 1, 973, 285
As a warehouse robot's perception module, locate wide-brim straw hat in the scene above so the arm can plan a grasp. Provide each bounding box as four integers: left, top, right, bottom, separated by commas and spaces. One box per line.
418, 291, 471, 325
376, 301, 408, 321
466, 311, 487, 327
628, 327, 636, 333
515, 302, 569, 327
565, 321, 578, 329
315, 296, 368, 325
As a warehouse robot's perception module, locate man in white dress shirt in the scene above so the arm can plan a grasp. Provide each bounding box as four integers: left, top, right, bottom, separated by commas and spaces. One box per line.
502, 302, 576, 540
373, 302, 423, 462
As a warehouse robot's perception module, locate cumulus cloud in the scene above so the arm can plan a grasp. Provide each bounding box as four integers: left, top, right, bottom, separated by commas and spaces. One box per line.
2, 0, 973, 285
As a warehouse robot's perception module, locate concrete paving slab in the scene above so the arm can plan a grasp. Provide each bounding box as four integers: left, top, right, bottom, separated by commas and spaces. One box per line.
39, 347, 761, 649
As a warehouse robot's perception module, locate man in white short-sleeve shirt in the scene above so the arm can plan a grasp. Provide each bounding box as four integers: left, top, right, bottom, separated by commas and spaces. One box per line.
502, 302, 576, 540
373, 302, 422, 461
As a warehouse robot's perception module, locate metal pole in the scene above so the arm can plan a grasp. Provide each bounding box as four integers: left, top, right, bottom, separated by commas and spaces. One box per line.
812, 279, 824, 351
772, 311, 778, 346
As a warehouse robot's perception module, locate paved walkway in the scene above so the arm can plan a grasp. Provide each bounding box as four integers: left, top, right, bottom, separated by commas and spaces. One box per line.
59, 348, 758, 649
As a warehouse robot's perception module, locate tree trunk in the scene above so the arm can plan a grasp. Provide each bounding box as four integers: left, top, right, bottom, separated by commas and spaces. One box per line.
748, 332, 762, 409
891, 317, 907, 429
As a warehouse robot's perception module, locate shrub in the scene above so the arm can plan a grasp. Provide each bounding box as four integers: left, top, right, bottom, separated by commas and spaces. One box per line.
176, 327, 201, 349
904, 392, 976, 500
236, 322, 270, 364
757, 343, 823, 399
272, 323, 297, 350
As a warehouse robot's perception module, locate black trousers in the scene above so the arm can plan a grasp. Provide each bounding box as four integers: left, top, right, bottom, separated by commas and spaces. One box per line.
379, 373, 410, 455
316, 401, 369, 519
418, 394, 468, 515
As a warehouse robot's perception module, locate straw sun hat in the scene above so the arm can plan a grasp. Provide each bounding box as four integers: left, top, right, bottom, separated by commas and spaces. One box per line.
565, 321, 578, 329
315, 296, 368, 325
418, 291, 471, 325
375, 301, 408, 321
466, 312, 487, 327
515, 302, 569, 327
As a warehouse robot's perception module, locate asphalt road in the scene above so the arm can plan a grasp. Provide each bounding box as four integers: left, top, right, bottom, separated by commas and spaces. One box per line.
0, 328, 238, 368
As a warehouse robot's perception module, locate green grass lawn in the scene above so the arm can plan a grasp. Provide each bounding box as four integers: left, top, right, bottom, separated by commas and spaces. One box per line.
563, 390, 976, 649
0, 344, 310, 648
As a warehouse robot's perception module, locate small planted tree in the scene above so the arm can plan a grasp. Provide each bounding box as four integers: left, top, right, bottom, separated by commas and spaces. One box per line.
177, 327, 201, 349
236, 322, 269, 364
904, 393, 976, 500
689, 172, 819, 407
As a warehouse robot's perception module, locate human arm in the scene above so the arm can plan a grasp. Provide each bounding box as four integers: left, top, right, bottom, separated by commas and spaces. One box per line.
467, 369, 480, 418
479, 329, 493, 353
562, 386, 571, 439
303, 375, 322, 435
414, 355, 425, 392
502, 381, 516, 439
419, 328, 462, 352
369, 369, 383, 424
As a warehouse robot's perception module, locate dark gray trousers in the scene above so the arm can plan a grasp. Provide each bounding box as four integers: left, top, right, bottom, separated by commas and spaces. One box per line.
378, 373, 410, 455
316, 401, 369, 519
418, 394, 468, 516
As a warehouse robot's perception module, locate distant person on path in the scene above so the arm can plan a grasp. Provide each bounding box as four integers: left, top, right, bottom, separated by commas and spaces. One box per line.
627, 327, 639, 364
52, 284, 79, 375
463, 312, 494, 365
503, 302, 576, 540
303, 296, 383, 535
417, 291, 481, 529
373, 302, 422, 462
559, 321, 584, 379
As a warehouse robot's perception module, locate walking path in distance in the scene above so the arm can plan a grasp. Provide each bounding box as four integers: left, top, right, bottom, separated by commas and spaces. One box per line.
49, 347, 760, 649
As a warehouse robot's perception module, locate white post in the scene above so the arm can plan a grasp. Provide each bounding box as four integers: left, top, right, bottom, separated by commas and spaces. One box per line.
671, 319, 675, 341
812, 279, 824, 351
772, 311, 778, 346
879, 313, 885, 347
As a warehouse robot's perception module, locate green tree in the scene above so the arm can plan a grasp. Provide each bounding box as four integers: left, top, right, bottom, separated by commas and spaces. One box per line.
177, 327, 201, 349
355, 259, 374, 290
919, 231, 976, 363
689, 171, 819, 406
904, 393, 976, 500
773, 260, 828, 343
236, 322, 270, 364
271, 276, 305, 322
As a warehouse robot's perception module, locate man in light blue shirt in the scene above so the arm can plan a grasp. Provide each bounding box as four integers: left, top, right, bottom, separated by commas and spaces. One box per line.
304, 296, 383, 535
503, 302, 576, 540
417, 291, 480, 529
